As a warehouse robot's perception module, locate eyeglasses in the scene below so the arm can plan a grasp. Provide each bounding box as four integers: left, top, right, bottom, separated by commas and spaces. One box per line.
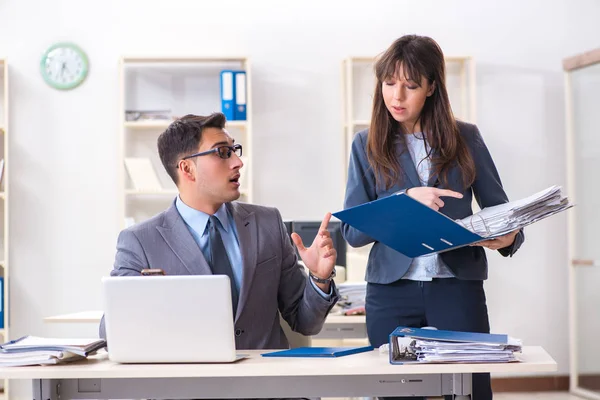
182, 144, 243, 161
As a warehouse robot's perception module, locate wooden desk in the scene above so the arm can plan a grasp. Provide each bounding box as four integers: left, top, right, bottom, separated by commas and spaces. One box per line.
0, 347, 556, 399
44, 310, 103, 323
44, 311, 368, 340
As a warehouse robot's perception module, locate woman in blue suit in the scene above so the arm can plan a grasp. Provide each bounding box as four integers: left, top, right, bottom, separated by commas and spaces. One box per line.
341, 35, 524, 400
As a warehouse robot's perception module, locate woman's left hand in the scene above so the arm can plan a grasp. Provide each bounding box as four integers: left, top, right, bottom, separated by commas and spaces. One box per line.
474, 230, 519, 251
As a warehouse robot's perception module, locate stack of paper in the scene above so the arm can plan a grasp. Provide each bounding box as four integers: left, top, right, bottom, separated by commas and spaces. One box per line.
389, 326, 522, 364
459, 185, 573, 238
0, 336, 106, 367
334, 281, 366, 315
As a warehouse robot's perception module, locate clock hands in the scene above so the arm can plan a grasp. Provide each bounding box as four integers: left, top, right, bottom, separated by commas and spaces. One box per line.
42, 43, 88, 89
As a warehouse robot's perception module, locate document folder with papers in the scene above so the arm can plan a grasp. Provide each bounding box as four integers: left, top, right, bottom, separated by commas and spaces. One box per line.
0, 336, 107, 367
333, 185, 572, 258
262, 346, 373, 358
389, 326, 522, 364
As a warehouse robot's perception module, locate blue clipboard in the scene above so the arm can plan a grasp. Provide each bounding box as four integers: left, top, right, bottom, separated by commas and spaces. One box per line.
261, 346, 374, 358
332, 192, 486, 258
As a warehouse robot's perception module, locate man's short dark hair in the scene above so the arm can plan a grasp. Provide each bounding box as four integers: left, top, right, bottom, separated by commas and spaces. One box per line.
157, 112, 227, 185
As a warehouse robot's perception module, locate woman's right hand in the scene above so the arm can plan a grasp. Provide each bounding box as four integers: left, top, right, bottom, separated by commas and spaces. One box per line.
406, 187, 463, 211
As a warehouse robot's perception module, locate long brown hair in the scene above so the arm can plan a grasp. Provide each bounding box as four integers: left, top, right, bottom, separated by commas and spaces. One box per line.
367, 35, 475, 190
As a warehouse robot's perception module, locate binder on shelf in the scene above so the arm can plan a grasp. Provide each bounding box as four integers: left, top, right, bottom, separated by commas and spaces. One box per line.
261, 345, 373, 358
234, 70, 247, 121
0, 159, 4, 187
220, 70, 235, 121
0, 277, 3, 329
332, 192, 484, 258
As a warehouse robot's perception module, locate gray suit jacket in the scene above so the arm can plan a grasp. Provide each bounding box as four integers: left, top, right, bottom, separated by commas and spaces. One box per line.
100, 201, 339, 350
342, 121, 525, 283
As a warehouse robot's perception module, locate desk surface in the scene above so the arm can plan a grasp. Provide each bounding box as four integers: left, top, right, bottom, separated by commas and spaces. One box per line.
43, 310, 366, 325
0, 346, 556, 380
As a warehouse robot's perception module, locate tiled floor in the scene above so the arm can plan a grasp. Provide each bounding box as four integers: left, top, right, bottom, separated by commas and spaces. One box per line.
424, 394, 585, 399
495, 393, 585, 399
330, 393, 586, 400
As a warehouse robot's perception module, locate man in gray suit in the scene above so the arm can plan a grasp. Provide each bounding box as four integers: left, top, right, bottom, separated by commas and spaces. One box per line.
100, 112, 339, 350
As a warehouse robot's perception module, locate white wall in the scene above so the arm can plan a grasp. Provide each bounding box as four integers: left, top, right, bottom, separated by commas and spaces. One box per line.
1, 0, 600, 396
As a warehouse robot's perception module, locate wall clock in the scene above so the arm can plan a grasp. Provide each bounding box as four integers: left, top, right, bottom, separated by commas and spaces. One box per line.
40, 42, 89, 90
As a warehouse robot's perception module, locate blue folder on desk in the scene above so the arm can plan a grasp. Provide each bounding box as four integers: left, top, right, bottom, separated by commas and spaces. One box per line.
262, 346, 373, 358
390, 326, 509, 344
388, 326, 518, 365
332, 192, 485, 258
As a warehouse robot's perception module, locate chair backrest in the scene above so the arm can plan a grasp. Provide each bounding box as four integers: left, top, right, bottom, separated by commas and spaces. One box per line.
279, 313, 311, 348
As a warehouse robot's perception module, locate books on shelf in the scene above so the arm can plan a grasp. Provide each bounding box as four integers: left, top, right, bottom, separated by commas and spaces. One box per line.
0, 277, 3, 329
0, 336, 106, 367
124, 158, 163, 191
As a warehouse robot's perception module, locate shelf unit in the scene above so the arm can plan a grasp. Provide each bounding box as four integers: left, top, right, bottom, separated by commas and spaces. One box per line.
0, 58, 10, 397
118, 57, 253, 228
340, 56, 476, 281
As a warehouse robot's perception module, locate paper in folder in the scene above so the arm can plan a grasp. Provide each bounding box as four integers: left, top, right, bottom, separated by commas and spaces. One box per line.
333, 185, 572, 258
0, 336, 107, 367
262, 346, 373, 358
389, 326, 522, 364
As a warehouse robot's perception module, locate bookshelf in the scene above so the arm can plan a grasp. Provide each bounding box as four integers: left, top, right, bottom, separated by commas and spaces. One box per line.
0, 58, 10, 397
118, 57, 253, 228
340, 56, 476, 281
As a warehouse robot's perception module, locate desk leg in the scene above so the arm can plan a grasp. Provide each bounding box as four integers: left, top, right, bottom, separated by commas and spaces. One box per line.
452, 373, 472, 399
32, 379, 60, 400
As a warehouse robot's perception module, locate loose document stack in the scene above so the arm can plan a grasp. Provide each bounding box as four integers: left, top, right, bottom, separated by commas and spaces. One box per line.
334, 281, 367, 315
0, 336, 106, 367
459, 185, 572, 238
389, 327, 522, 364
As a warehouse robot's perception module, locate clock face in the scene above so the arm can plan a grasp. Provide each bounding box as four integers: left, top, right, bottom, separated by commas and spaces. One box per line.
40, 43, 89, 90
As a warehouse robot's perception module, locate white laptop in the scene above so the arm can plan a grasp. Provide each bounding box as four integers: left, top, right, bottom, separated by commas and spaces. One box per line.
102, 275, 240, 363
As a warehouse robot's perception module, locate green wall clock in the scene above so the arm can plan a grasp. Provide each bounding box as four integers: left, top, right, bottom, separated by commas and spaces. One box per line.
40, 42, 89, 90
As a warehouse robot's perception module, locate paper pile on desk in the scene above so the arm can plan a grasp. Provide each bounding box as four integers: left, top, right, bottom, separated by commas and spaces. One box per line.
389, 326, 522, 364
458, 185, 573, 238
0, 336, 106, 367
333, 281, 366, 315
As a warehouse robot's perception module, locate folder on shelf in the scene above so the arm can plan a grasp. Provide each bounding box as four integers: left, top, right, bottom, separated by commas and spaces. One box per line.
261, 345, 373, 358
124, 158, 163, 192
388, 326, 522, 364
234, 71, 247, 121
0, 277, 3, 329
0, 159, 4, 186
220, 70, 235, 121
333, 192, 483, 258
